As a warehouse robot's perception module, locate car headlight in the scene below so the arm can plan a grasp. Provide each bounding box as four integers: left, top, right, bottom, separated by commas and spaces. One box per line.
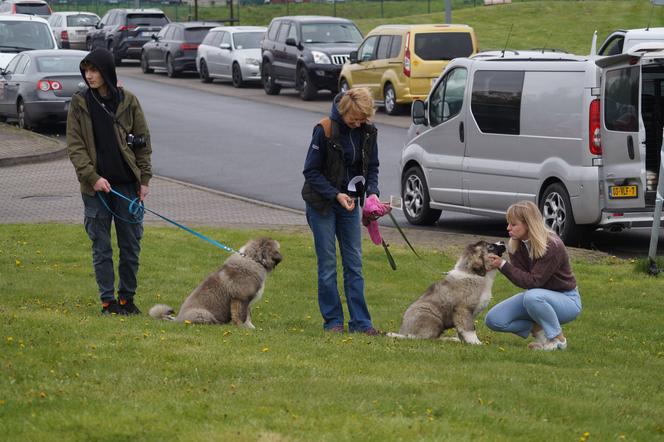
245, 57, 260, 66
311, 51, 331, 64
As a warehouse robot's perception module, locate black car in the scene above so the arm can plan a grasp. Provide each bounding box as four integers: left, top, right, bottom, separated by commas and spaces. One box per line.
86, 8, 169, 65
260, 15, 363, 100
140, 21, 217, 77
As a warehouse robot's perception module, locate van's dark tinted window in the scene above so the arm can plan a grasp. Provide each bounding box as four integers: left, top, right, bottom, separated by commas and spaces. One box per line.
604, 66, 639, 132
389, 35, 402, 58
376, 35, 392, 60
471, 70, 524, 135
414, 32, 473, 60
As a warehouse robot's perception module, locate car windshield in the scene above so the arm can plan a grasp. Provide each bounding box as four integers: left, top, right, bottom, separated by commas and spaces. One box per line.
67, 14, 99, 27
36, 54, 86, 72
0, 21, 54, 51
184, 27, 213, 43
301, 23, 362, 44
414, 32, 473, 61
232, 31, 263, 49
14, 3, 50, 15
127, 14, 168, 27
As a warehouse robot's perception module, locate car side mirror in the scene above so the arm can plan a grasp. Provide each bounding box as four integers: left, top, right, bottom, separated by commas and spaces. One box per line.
285, 37, 297, 47
0, 68, 5, 76
349, 50, 358, 63
412, 100, 428, 126
220, 43, 231, 50
152, 34, 158, 41
96, 22, 103, 29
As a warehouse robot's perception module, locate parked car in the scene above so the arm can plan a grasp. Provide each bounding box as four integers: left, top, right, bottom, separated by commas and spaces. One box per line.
86, 8, 169, 65
598, 28, 664, 55
0, 49, 87, 128
339, 24, 477, 115
141, 21, 217, 77
196, 25, 266, 87
399, 49, 664, 245
0, 0, 52, 19
48, 11, 100, 50
260, 15, 363, 100
0, 14, 58, 69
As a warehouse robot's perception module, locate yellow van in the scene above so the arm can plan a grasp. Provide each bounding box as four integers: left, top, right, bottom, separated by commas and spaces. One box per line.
339, 24, 478, 115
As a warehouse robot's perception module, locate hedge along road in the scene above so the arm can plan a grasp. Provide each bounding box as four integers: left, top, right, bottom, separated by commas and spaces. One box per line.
116, 66, 664, 258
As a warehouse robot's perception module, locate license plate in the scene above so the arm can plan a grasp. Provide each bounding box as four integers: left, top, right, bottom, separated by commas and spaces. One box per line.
609, 185, 638, 199
141, 31, 153, 37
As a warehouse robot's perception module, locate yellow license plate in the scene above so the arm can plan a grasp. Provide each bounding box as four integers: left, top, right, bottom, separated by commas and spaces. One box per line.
609, 185, 638, 199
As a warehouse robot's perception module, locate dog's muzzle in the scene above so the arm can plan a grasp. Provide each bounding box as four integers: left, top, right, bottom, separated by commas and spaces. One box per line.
489, 241, 506, 257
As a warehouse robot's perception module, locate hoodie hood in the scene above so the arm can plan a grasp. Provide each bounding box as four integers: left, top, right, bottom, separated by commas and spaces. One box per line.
329, 92, 345, 126
80, 48, 118, 99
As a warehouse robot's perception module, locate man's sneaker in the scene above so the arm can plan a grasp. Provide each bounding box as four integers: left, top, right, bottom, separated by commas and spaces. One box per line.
361, 327, 383, 336
325, 325, 345, 333
531, 337, 567, 351
119, 299, 141, 315
101, 300, 124, 316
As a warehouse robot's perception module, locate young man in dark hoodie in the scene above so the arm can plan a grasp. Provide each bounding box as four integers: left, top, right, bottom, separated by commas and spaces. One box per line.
67, 48, 152, 316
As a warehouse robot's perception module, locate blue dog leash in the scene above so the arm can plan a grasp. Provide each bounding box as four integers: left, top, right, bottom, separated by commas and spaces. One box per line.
97, 188, 238, 254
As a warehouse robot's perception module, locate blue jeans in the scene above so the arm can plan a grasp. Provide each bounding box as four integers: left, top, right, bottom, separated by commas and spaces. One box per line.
484, 288, 582, 339
306, 202, 373, 332
82, 183, 143, 303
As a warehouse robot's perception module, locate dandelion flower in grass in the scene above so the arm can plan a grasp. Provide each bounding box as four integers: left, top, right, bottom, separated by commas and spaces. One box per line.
6, 336, 13, 343
15, 259, 21, 267
262, 347, 269, 352
184, 320, 192, 325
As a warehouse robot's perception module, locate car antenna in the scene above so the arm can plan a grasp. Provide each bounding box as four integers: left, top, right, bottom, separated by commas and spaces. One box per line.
540, 32, 551, 53
501, 24, 514, 58
647, 1, 656, 31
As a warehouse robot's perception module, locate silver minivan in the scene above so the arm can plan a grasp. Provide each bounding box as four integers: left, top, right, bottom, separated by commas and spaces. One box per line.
399, 50, 664, 245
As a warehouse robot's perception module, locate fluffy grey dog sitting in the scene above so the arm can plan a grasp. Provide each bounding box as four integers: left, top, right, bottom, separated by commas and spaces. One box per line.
388, 240, 505, 344
149, 238, 282, 328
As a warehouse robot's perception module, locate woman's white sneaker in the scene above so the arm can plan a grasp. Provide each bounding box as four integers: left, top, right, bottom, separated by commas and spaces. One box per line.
531, 337, 567, 351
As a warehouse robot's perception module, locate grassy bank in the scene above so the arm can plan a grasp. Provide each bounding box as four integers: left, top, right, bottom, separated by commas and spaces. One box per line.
1, 224, 663, 440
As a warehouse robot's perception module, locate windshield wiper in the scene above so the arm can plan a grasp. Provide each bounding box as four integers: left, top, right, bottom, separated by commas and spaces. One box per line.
0, 45, 33, 51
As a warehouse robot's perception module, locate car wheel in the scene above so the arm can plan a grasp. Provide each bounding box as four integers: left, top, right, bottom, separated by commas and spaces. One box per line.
17, 98, 31, 130
141, 52, 153, 74
297, 65, 316, 101
199, 59, 212, 83
402, 166, 441, 225
540, 182, 585, 246
384, 83, 400, 116
166, 54, 177, 78
108, 41, 121, 66
261, 61, 281, 95
231, 62, 244, 88
339, 78, 350, 94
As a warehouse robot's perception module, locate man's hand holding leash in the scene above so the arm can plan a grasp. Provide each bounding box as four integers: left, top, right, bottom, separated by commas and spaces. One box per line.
336, 192, 355, 211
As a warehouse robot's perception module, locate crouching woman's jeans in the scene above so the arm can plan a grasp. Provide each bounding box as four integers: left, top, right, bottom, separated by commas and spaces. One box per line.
305, 202, 373, 332
484, 287, 582, 339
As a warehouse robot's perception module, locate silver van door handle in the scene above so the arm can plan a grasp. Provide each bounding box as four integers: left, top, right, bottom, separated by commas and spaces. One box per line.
627, 135, 635, 160
459, 121, 464, 143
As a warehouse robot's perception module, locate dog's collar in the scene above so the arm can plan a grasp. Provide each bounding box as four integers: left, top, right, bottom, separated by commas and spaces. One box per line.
237, 251, 268, 269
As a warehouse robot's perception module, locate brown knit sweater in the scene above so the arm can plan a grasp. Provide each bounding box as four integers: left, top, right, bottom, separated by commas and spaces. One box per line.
500, 234, 577, 291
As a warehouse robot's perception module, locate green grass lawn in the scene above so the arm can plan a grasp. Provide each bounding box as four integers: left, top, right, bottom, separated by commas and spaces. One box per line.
1, 224, 663, 441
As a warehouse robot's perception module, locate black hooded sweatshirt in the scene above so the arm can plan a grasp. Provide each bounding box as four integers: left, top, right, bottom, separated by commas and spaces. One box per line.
80, 49, 135, 185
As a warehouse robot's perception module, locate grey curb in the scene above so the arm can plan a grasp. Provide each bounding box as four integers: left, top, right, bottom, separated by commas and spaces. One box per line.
0, 147, 68, 167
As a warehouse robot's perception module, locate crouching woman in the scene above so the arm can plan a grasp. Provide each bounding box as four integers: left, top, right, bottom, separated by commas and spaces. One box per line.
484, 201, 582, 351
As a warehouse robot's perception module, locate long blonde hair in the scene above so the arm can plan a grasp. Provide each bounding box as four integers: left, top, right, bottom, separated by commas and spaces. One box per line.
506, 201, 553, 259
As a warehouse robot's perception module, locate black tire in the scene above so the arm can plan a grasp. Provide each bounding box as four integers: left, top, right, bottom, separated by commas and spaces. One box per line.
297, 65, 316, 101
231, 62, 244, 88
384, 83, 400, 115
199, 59, 212, 83
261, 61, 281, 95
539, 182, 584, 246
17, 98, 31, 130
109, 41, 122, 66
166, 54, 177, 78
402, 166, 441, 225
339, 78, 350, 94
141, 52, 153, 74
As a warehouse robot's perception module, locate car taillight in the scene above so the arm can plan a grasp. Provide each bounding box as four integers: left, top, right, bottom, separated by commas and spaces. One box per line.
61, 30, 69, 41
403, 31, 411, 78
37, 80, 62, 92
180, 43, 199, 51
118, 25, 137, 32
589, 98, 602, 155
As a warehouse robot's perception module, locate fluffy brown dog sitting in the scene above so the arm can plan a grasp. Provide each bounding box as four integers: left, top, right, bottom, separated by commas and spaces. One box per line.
149, 238, 282, 328
388, 240, 505, 344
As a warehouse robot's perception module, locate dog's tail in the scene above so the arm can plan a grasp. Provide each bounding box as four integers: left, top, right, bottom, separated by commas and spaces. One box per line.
149, 304, 176, 321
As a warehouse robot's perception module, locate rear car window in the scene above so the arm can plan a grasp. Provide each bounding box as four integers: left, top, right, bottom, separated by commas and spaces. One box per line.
36, 55, 85, 72
301, 23, 362, 44
233, 32, 263, 50
67, 14, 99, 27
0, 21, 54, 50
471, 70, 524, 135
14, 3, 50, 15
184, 27, 213, 43
389, 35, 402, 58
414, 32, 473, 61
127, 14, 168, 27
604, 66, 639, 132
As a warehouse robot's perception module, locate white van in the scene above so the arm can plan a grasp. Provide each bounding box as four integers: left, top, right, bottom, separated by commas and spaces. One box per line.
399, 50, 664, 245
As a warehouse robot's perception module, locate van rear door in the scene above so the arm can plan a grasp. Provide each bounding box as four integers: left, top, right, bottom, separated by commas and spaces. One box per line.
597, 54, 646, 209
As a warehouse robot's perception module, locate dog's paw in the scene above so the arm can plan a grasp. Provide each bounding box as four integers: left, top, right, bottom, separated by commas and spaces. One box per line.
459, 331, 483, 345
243, 321, 256, 330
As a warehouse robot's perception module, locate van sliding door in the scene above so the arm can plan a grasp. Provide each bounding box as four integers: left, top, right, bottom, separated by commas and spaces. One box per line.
599, 57, 645, 209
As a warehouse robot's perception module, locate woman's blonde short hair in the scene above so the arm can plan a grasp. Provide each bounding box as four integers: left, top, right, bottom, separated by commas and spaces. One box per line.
506, 200, 553, 259
337, 88, 375, 120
